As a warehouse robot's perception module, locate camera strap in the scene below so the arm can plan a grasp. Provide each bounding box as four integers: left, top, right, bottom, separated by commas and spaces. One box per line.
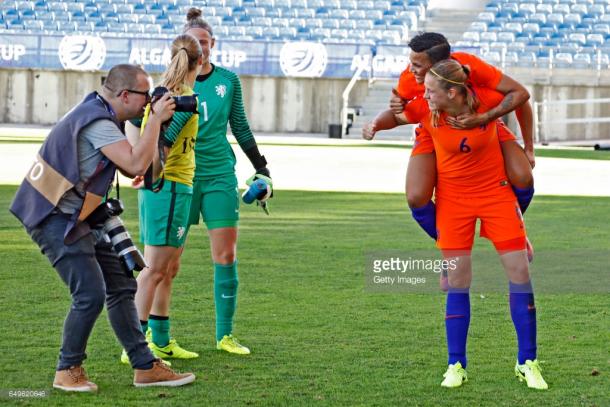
114, 171, 120, 200
143, 136, 166, 193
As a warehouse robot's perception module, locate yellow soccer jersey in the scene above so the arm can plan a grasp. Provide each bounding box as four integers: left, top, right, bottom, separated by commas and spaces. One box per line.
141, 85, 198, 186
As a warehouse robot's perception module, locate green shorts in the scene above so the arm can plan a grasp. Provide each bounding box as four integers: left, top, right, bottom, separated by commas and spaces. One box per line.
138, 180, 193, 247
188, 174, 239, 230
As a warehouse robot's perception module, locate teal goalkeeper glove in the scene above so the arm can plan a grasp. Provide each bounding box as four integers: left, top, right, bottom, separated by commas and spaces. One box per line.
245, 173, 273, 215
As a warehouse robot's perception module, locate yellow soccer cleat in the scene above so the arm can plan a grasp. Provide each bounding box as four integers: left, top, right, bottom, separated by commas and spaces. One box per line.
216, 334, 251, 355
150, 339, 199, 359
441, 362, 468, 388
515, 359, 548, 390
120, 349, 172, 366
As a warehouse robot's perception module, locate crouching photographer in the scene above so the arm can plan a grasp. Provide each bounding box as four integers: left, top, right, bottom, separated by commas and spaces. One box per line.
9, 64, 195, 392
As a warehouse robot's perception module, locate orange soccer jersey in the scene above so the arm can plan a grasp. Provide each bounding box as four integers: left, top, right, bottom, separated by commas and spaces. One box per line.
396, 52, 515, 155
416, 88, 526, 250
396, 52, 503, 101
406, 91, 516, 156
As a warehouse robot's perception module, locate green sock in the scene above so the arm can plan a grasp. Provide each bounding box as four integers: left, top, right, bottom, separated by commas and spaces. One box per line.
140, 320, 148, 334
149, 315, 170, 347
214, 262, 238, 341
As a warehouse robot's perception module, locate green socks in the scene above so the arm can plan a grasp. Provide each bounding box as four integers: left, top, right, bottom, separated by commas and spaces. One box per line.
214, 262, 238, 341
149, 315, 170, 347
140, 320, 148, 334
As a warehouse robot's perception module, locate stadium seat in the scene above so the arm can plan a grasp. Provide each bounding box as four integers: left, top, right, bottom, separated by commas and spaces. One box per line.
330, 9, 349, 19
470, 21, 487, 32
529, 13, 547, 25
305, 18, 322, 28
505, 22, 523, 33
593, 23, 610, 35
523, 23, 541, 35
569, 32, 587, 45
477, 12, 496, 23
51, 12, 69, 22
547, 13, 564, 26
480, 31, 497, 42
520, 3, 536, 16
262, 25, 279, 38
322, 18, 339, 29
507, 42, 525, 52
358, 1, 375, 10
0, 0, 414, 45
340, 0, 358, 10
57, 21, 76, 32
487, 23, 503, 33
573, 52, 592, 68
349, 10, 366, 19
292, 0, 307, 8
517, 51, 537, 67
295, 8, 315, 18
564, 14, 582, 26
554, 52, 574, 68
498, 31, 516, 43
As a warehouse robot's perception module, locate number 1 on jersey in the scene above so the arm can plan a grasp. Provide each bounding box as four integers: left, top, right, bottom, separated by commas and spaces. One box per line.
201, 101, 208, 122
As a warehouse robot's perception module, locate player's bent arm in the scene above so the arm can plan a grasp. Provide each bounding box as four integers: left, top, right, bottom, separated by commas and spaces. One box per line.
101, 115, 164, 177
375, 109, 405, 130
484, 73, 530, 123
515, 101, 535, 155
363, 109, 404, 140
125, 121, 140, 147
447, 74, 530, 130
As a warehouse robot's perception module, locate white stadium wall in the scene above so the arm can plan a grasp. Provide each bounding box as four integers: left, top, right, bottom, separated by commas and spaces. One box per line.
2, 67, 610, 141
0, 68, 368, 133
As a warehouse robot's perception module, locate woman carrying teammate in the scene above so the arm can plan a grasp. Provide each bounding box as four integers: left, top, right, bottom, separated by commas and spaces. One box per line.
364, 33, 535, 291
148, 8, 272, 356
363, 33, 535, 261
122, 33, 203, 362
415, 59, 547, 389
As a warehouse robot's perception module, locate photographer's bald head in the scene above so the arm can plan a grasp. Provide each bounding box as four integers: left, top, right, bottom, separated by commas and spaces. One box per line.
100, 64, 152, 122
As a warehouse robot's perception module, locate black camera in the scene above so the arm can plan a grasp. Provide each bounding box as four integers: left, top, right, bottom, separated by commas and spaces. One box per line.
86, 198, 147, 273
151, 86, 199, 114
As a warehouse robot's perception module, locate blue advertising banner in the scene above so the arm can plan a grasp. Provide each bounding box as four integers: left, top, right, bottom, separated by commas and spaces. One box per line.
0, 33, 410, 79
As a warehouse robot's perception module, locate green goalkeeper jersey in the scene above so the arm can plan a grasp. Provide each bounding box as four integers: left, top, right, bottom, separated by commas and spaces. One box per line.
192, 64, 256, 180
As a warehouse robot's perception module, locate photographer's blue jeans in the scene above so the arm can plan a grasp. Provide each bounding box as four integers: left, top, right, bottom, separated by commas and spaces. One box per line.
29, 212, 155, 371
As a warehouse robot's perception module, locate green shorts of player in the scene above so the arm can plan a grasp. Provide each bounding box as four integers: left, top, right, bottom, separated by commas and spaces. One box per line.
188, 174, 240, 231
138, 180, 193, 248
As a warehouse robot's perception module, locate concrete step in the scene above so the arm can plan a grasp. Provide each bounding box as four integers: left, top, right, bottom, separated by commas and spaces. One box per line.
421, 8, 483, 43
345, 80, 415, 140
345, 125, 415, 140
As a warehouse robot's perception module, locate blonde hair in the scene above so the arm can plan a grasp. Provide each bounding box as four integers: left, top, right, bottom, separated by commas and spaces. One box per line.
183, 7, 214, 36
162, 34, 202, 94
427, 59, 479, 127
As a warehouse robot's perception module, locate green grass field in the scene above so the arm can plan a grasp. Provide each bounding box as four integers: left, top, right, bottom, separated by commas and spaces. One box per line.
2, 135, 610, 161
1, 186, 608, 406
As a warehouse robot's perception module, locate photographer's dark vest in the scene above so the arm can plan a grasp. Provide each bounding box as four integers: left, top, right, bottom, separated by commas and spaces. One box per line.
10, 92, 120, 243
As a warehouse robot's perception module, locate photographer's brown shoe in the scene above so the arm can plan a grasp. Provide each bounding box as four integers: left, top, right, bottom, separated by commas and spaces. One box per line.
53, 365, 98, 392
133, 359, 195, 387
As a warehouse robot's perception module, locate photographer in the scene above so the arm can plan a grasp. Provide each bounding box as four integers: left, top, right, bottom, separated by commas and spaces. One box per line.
9, 64, 195, 392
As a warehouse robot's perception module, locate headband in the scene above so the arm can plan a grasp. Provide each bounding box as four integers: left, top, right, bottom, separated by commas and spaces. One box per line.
429, 68, 465, 86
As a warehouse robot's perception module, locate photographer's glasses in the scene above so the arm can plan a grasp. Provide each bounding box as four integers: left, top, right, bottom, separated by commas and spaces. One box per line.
120, 89, 151, 102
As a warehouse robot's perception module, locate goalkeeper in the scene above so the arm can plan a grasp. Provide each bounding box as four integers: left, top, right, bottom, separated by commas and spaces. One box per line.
156, 7, 272, 356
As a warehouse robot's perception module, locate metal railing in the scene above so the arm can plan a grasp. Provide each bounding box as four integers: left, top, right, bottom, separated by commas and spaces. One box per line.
534, 97, 610, 143
341, 63, 365, 138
